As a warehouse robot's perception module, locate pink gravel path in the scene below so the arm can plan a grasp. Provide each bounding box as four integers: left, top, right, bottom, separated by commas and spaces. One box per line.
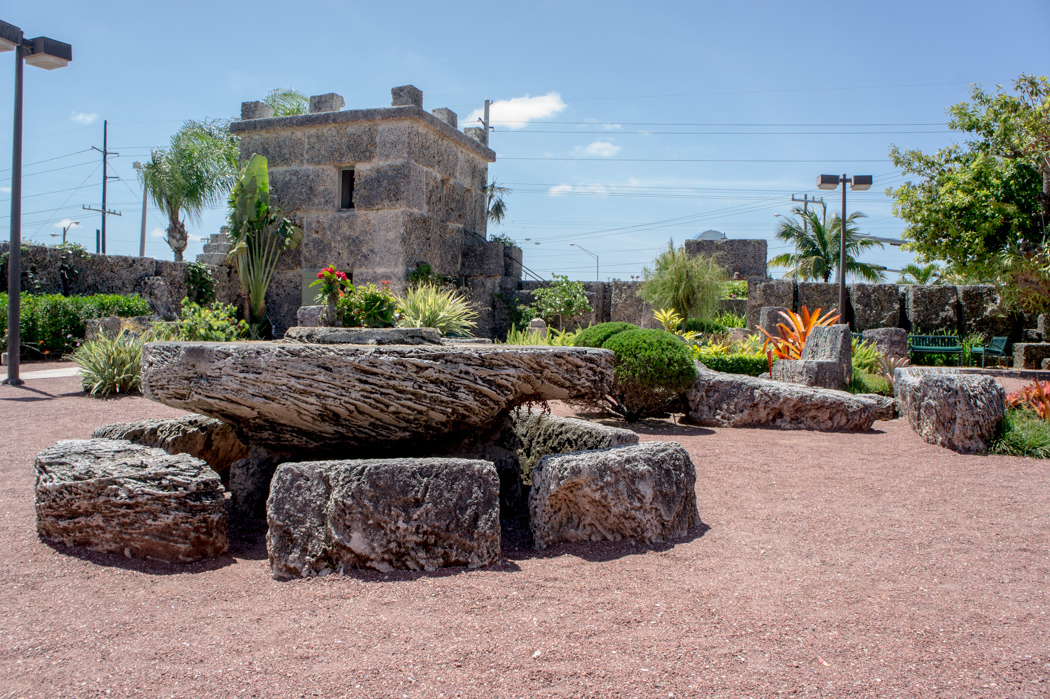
1, 368, 1049, 697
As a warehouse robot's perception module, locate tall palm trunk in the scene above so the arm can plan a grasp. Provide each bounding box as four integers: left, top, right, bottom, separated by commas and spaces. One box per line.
166, 214, 188, 263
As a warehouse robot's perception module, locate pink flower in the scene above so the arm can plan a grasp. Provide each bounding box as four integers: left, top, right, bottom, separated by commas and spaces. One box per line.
317, 272, 325, 279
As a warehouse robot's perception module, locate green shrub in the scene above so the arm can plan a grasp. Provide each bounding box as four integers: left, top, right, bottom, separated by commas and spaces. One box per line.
713, 310, 746, 328
573, 322, 637, 348
851, 338, 883, 375
638, 242, 728, 321
991, 408, 1050, 458
338, 282, 399, 328
0, 292, 151, 357
73, 330, 143, 397
185, 262, 216, 305
694, 350, 770, 376
682, 318, 729, 335
502, 326, 580, 346
529, 275, 592, 330
396, 284, 477, 336
721, 280, 748, 299
848, 371, 893, 396
175, 300, 249, 341
601, 328, 697, 421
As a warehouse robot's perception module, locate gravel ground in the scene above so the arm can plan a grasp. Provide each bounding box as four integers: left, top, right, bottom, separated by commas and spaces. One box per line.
1, 367, 1049, 698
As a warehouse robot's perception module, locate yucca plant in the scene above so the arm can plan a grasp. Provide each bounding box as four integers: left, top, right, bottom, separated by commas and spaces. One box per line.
396, 283, 477, 337
72, 330, 144, 397
851, 338, 883, 375
757, 306, 841, 359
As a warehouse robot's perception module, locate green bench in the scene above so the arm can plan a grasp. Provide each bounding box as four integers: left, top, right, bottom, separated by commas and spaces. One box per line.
908, 335, 963, 365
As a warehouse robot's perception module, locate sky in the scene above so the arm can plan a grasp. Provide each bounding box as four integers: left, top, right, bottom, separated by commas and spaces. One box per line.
1, 0, 1048, 283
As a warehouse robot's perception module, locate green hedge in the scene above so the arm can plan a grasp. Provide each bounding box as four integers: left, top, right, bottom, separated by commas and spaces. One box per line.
600, 328, 697, 421
0, 293, 151, 357
573, 321, 638, 348
694, 350, 769, 377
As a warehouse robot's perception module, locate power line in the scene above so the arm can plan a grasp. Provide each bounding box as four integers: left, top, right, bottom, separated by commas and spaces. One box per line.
497, 129, 951, 135
492, 120, 948, 127
498, 157, 892, 163
0, 149, 93, 175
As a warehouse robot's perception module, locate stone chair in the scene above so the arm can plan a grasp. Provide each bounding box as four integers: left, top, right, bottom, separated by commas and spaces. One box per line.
771, 324, 852, 391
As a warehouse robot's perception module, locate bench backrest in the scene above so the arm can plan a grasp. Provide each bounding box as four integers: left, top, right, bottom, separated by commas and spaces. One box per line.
908, 335, 962, 349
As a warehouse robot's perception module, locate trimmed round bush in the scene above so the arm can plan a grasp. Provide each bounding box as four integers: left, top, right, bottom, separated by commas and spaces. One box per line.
600, 328, 698, 421
573, 322, 637, 349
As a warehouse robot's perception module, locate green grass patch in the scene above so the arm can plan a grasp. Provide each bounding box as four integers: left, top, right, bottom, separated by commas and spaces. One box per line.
990, 409, 1050, 459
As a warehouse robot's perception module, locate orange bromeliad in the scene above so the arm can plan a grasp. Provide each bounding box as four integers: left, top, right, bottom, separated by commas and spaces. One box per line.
757, 306, 841, 360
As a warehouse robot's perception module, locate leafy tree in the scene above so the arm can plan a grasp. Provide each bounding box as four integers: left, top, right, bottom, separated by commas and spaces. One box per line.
897, 262, 943, 285
889, 75, 1049, 274
139, 119, 238, 261
638, 241, 728, 320
768, 205, 885, 282
226, 155, 303, 334
263, 88, 309, 117
529, 275, 592, 330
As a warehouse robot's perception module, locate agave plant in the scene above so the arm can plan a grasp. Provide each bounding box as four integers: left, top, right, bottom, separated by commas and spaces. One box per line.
878, 355, 911, 388
757, 306, 840, 359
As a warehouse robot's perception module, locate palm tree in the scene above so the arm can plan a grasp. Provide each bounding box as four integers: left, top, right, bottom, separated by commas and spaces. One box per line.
139, 120, 238, 261
483, 180, 511, 225
897, 262, 943, 285
263, 88, 308, 117
770, 204, 886, 282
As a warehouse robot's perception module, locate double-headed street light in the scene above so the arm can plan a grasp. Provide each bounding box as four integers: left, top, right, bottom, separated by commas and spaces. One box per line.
816, 173, 872, 324
0, 20, 72, 386
569, 243, 599, 281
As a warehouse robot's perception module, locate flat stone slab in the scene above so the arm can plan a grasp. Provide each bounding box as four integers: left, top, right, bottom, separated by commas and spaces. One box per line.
688, 361, 891, 430
35, 439, 227, 563
511, 407, 639, 479
92, 414, 249, 473
266, 458, 500, 577
142, 343, 613, 451
529, 442, 700, 550
283, 326, 442, 345
894, 368, 1004, 453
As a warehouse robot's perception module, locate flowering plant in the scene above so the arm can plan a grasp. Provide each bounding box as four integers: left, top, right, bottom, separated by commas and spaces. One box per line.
337, 282, 400, 328
309, 266, 353, 305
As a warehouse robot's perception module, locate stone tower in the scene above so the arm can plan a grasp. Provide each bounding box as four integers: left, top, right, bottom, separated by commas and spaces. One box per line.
229, 85, 497, 335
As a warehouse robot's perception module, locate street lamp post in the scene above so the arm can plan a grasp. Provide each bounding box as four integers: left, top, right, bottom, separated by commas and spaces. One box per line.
50, 220, 79, 244
569, 243, 599, 281
816, 173, 872, 324
0, 20, 72, 386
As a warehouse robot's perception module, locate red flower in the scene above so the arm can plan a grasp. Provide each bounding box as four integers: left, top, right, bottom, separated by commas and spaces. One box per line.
381, 280, 390, 287
336, 271, 348, 280
316, 272, 325, 279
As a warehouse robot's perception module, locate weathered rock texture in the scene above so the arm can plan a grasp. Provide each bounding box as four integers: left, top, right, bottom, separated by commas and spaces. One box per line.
746, 279, 793, 330
796, 282, 845, 320
511, 408, 639, 479
771, 360, 845, 391
894, 368, 1005, 453
35, 439, 227, 563
862, 327, 908, 361
688, 362, 891, 430
142, 342, 613, 452
1013, 343, 1050, 370
92, 414, 249, 473
529, 442, 700, 550
772, 324, 851, 391
958, 285, 1012, 337
683, 238, 767, 279
850, 284, 902, 331
758, 307, 789, 340
908, 285, 959, 333
229, 446, 293, 520
266, 458, 500, 577
283, 326, 442, 345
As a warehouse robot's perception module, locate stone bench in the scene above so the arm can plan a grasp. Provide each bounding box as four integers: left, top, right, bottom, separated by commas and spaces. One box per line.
772, 324, 852, 391
894, 367, 1005, 453
266, 458, 501, 578
35, 439, 227, 563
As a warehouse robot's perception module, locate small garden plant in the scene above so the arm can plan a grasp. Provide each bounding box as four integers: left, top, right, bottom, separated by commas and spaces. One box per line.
337, 281, 399, 328
529, 275, 592, 330
993, 381, 1050, 458
396, 284, 477, 336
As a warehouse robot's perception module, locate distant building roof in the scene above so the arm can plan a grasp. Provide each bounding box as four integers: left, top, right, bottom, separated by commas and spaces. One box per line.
693, 229, 726, 240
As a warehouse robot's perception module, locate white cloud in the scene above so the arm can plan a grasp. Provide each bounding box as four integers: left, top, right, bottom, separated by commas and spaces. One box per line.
572, 140, 621, 157
53, 219, 80, 230
467, 92, 567, 129
0, 186, 10, 194
70, 111, 98, 125
149, 226, 165, 239
546, 184, 610, 197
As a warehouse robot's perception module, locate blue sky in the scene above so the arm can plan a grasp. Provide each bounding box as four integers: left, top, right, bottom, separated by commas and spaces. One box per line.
1, 0, 1048, 282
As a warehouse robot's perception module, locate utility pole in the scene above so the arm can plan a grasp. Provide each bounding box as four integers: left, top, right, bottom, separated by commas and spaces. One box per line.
790, 193, 823, 269
133, 161, 147, 257
82, 119, 120, 254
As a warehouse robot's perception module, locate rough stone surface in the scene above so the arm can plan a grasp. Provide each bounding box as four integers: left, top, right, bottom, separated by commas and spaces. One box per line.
758, 307, 789, 340
894, 368, 1005, 454
801, 324, 852, 386
862, 327, 908, 361
1043, 358, 1050, 370
1013, 343, 1050, 370
687, 361, 890, 430
91, 414, 249, 474
529, 442, 700, 550
771, 359, 845, 391
683, 238, 767, 279
459, 242, 504, 277
241, 101, 273, 120
391, 85, 424, 108
431, 108, 457, 128
958, 285, 1012, 338
142, 343, 614, 451
140, 277, 178, 320
34, 439, 227, 563
309, 93, 344, 114
908, 285, 959, 333
796, 282, 845, 319
1039, 314, 1049, 339
296, 306, 324, 328
283, 326, 442, 345
609, 281, 658, 329
230, 446, 291, 520
510, 408, 639, 478
746, 280, 793, 330
85, 315, 155, 341
850, 284, 902, 331
266, 458, 500, 577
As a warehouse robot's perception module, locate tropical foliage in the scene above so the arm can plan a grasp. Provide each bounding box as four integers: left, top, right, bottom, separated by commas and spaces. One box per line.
0, 292, 150, 357
73, 330, 144, 397
502, 326, 580, 346
226, 154, 303, 334
769, 204, 886, 282
139, 120, 239, 262
483, 180, 511, 226
337, 282, 399, 328
262, 88, 309, 117
638, 242, 727, 320
529, 275, 592, 330
757, 306, 841, 360
897, 262, 943, 285
600, 329, 697, 421
396, 284, 478, 336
